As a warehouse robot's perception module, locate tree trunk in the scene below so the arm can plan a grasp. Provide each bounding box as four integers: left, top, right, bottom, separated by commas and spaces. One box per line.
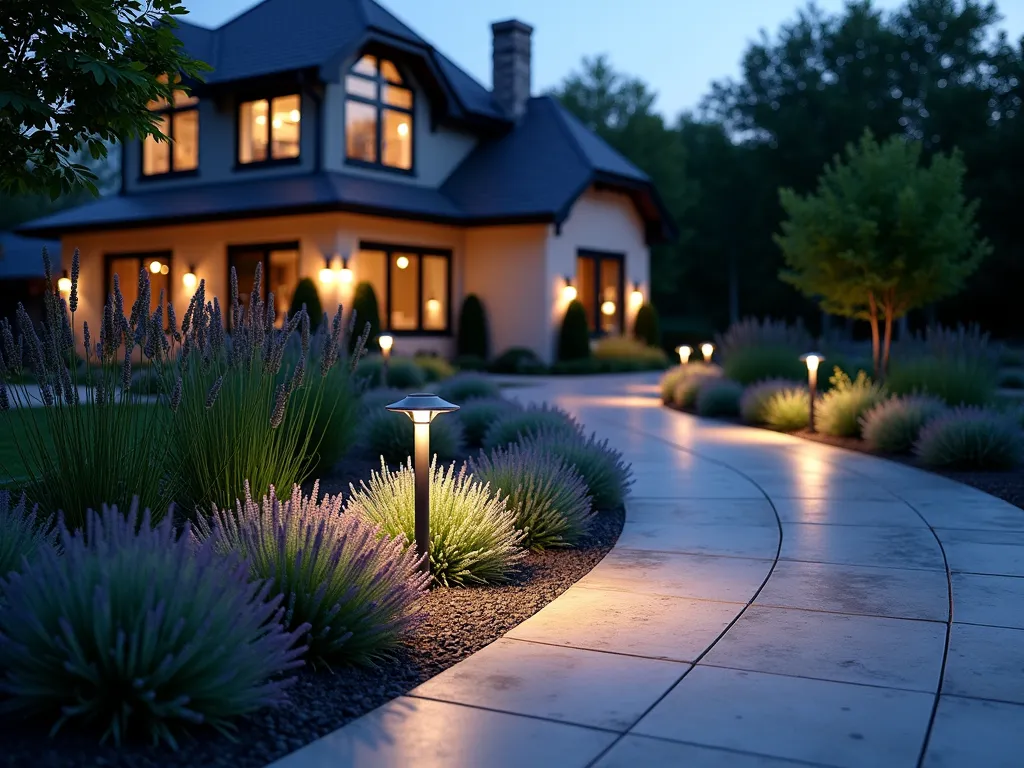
868, 292, 881, 378
728, 251, 739, 327
882, 293, 894, 379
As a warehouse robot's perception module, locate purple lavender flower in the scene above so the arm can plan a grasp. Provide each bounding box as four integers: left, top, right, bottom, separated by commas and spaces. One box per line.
1, 318, 20, 371
0, 382, 9, 411
269, 382, 288, 428
69, 249, 80, 313
167, 300, 179, 342
121, 349, 132, 393
205, 375, 224, 409
82, 322, 91, 357
169, 376, 182, 412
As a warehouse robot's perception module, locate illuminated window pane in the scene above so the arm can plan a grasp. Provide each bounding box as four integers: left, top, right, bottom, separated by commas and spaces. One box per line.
382, 109, 412, 169
239, 99, 269, 163
346, 100, 377, 162
109, 255, 170, 315
173, 89, 199, 108
268, 249, 300, 327
271, 95, 301, 159
150, 267, 170, 315
172, 110, 198, 171
142, 116, 171, 176
576, 255, 596, 331
383, 85, 412, 109
390, 253, 419, 331
422, 255, 448, 331
109, 258, 141, 314
380, 60, 402, 83
599, 258, 622, 334
346, 75, 377, 100
353, 55, 377, 76
231, 249, 263, 313
358, 250, 388, 328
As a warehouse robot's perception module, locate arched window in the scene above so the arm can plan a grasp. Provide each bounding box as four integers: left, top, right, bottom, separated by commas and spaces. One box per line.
345, 55, 413, 171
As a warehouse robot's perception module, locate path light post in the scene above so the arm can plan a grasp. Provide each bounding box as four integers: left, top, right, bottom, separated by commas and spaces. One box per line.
379, 334, 394, 387
800, 352, 824, 433
386, 394, 460, 574
677, 345, 692, 365
701, 342, 715, 364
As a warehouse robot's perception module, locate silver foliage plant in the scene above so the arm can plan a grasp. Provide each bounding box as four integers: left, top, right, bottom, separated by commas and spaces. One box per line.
481, 403, 583, 452
0, 491, 56, 584
469, 442, 593, 551
521, 426, 634, 511
861, 395, 947, 454
346, 458, 526, 587
196, 481, 429, 665
0, 502, 308, 748
914, 407, 1023, 470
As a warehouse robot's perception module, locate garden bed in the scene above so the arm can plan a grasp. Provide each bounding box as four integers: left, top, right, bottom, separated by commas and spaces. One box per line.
0, 500, 624, 768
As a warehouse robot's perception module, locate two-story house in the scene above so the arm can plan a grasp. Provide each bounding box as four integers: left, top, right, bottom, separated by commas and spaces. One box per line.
19, 0, 674, 362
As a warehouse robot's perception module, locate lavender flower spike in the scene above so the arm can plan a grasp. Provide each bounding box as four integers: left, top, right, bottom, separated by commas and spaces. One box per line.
205, 375, 224, 409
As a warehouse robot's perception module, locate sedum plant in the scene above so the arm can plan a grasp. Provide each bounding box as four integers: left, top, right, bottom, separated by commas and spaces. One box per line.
914, 408, 1023, 470
470, 443, 593, 551
522, 427, 633, 510
362, 407, 465, 465
0, 491, 55, 584
437, 372, 501, 402
763, 387, 811, 431
0, 249, 174, 525
861, 395, 946, 454
816, 368, 887, 438
0, 502, 308, 747
197, 482, 429, 666
346, 459, 525, 587
696, 378, 744, 417
740, 378, 802, 424
482, 403, 583, 451
458, 397, 521, 449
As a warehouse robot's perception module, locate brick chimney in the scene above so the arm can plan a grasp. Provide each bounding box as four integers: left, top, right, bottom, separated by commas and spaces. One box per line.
491, 19, 533, 120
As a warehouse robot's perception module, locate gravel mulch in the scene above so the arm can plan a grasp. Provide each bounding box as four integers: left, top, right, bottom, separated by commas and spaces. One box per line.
0, 484, 624, 768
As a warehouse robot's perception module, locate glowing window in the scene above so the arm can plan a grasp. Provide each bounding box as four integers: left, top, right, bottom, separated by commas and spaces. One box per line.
106, 252, 172, 316
356, 244, 450, 333
142, 75, 198, 176
576, 250, 624, 334
345, 55, 413, 171
239, 95, 301, 164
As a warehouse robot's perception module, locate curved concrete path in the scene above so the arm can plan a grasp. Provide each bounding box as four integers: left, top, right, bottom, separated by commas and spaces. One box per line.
272, 374, 1024, 768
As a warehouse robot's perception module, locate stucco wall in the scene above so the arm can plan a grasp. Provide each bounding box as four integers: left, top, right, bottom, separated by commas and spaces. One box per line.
545, 187, 650, 354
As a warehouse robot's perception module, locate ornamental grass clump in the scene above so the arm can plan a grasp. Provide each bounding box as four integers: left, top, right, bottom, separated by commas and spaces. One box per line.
458, 397, 521, 449
362, 407, 465, 464
763, 387, 811, 431
816, 368, 887, 438
914, 408, 1023, 470
0, 502, 307, 747
0, 491, 55, 584
696, 378, 744, 417
861, 395, 946, 454
482, 403, 583, 451
346, 459, 525, 586
522, 427, 633, 510
469, 443, 593, 551
740, 379, 802, 424
197, 482, 428, 665
0, 249, 173, 525
437, 372, 501, 402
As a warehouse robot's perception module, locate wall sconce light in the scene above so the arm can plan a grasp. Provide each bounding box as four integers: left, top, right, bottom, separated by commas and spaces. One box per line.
379, 334, 394, 386
800, 352, 824, 432
561, 276, 577, 302
319, 257, 336, 285
338, 256, 353, 284
677, 345, 692, 365
701, 342, 715, 363
601, 300, 617, 316
57, 269, 72, 295
182, 265, 198, 292
148, 259, 168, 276
386, 393, 461, 575
630, 282, 644, 308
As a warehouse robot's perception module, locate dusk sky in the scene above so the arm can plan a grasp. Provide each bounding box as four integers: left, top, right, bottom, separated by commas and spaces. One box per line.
182, 0, 1024, 119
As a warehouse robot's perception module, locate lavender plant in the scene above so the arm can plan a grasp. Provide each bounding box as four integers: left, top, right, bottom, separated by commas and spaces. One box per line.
458, 397, 521, 449
354, 355, 425, 390
481, 403, 583, 451
196, 482, 428, 665
0, 491, 55, 583
716, 318, 811, 384
740, 378, 803, 424
346, 459, 525, 586
0, 249, 173, 525
437, 373, 501, 403
469, 443, 593, 551
0, 502, 308, 747
362, 407, 465, 464
521, 427, 633, 510
914, 408, 1023, 470
861, 395, 946, 454
696, 378, 744, 417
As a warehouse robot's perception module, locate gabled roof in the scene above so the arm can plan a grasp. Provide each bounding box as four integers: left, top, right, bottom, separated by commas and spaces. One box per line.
0, 232, 60, 279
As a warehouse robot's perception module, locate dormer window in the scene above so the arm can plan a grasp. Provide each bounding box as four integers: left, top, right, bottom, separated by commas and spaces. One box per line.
345, 55, 413, 171
238, 95, 301, 165
142, 75, 199, 177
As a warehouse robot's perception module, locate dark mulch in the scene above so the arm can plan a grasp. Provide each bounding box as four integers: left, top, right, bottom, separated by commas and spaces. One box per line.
0, 470, 624, 768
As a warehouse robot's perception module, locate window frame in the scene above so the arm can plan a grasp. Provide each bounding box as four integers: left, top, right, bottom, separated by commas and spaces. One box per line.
103, 251, 174, 319
139, 87, 199, 181
235, 93, 303, 169
226, 242, 301, 327
360, 241, 451, 335
344, 55, 416, 175
577, 249, 625, 336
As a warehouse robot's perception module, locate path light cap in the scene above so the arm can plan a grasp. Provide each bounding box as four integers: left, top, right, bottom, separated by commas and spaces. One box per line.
387, 393, 460, 423
800, 352, 825, 372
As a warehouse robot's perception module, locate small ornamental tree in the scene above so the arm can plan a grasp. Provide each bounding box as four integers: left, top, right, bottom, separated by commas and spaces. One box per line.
633, 302, 660, 347
558, 300, 591, 362
350, 281, 381, 354
776, 131, 990, 376
456, 294, 489, 359
289, 278, 323, 332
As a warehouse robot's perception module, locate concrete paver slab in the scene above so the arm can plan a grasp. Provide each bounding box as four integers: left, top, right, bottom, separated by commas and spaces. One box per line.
943, 623, 1024, 704
771, 498, 926, 528
616, 521, 778, 559
950, 573, 1024, 629
779, 523, 945, 571
593, 735, 820, 768
922, 696, 1024, 768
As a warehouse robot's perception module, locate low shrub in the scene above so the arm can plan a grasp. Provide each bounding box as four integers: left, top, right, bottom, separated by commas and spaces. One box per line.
763, 388, 810, 431
289, 278, 323, 332
717, 317, 811, 385
437, 373, 501, 403
482, 404, 582, 451
592, 336, 668, 369
469, 443, 593, 551
558, 300, 591, 362
0, 502, 307, 747
0, 492, 55, 583
362, 407, 465, 465
453, 354, 488, 372
350, 282, 381, 353
354, 355, 426, 390
633, 303, 660, 347
887, 357, 996, 407
914, 408, 1023, 470
413, 355, 456, 383
457, 398, 521, 449
672, 366, 723, 410
740, 379, 802, 424
659, 366, 689, 404
489, 347, 546, 374
861, 395, 946, 454
456, 294, 489, 360
816, 369, 887, 438
346, 459, 525, 586
696, 378, 743, 418
522, 427, 633, 510
197, 482, 428, 665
